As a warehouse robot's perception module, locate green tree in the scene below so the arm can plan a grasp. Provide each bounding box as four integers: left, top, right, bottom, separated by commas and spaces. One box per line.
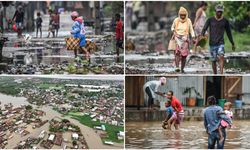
207, 1, 250, 32
25, 105, 33, 110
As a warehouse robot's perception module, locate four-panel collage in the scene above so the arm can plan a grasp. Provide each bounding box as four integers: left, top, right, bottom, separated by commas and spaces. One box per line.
0, 0, 250, 149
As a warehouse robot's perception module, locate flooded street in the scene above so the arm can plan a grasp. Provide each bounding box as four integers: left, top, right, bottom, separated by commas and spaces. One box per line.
126, 121, 250, 149
125, 51, 250, 74
0, 92, 122, 149
0, 93, 29, 106
0, 13, 124, 75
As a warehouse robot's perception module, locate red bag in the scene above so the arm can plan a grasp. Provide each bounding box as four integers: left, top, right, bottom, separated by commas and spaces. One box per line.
12, 24, 17, 32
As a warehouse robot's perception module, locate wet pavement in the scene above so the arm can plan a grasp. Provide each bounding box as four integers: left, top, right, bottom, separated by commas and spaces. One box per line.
125, 51, 250, 74
0, 32, 124, 74
125, 121, 250, 149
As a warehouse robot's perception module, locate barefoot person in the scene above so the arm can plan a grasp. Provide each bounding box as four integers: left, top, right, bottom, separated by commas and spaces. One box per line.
36, 12, 43, 38
171, 6, 195, 73
162, 100, 177, 130
193, 1, 208, 53
70, 11, 89, 60
204, 96, 231, 149
115, 13, 123, 63
143, 77, 167, 110
12, 5, 24, 38
201, 4, 235, 74
166, 91, 184, 130
218, 102, 233, 144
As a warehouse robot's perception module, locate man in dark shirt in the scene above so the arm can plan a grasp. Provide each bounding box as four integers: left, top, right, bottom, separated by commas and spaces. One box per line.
12, 5, 24, 38
202, 4, 235, 74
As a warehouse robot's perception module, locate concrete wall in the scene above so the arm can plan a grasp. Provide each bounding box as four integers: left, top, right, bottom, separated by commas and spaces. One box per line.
144, 76, 204, 108
126, 106, 250, 122
243, 76, 250, 104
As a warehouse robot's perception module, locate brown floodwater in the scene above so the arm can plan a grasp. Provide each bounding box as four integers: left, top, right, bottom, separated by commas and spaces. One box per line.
126, 121, 250, 149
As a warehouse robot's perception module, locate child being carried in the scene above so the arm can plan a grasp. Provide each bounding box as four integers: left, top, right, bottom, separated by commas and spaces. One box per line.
162, 100, 177, 130
218, 102, 234, 143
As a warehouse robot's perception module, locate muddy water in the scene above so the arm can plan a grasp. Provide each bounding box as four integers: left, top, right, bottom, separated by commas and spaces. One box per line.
0, 93, 29, 106
225, 58, 250, 72
0, 92, 122, 149
126, 121, 250, 149
126, 55, 250, 74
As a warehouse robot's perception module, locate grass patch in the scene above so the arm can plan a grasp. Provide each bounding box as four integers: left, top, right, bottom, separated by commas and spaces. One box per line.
38, 83, 63, 89
224, 31, 250, 52
67, 112, 124, 143
195, 30, 250, 52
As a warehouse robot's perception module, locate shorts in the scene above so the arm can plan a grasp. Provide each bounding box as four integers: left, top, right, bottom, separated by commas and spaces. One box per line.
116, 39, 123, 49
210, 45, 225, 62
79, 35, 86, 47
16, 22, 23, 29
176, 111, 184, 124
170, 112, 177, 120
54, 24, 60, 30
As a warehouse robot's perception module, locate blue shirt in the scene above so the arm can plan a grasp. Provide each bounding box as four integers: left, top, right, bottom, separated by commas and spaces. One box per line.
166, 106, 173, 118
204, 105, 231, 134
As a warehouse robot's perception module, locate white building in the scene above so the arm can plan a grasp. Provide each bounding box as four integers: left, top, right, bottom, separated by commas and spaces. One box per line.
48, 134, 55, 141
72, 133, 79, 140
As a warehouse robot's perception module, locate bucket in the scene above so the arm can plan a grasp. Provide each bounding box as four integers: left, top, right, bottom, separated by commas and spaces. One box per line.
235, 100, 242, 108
218, 99, 227, 108
186, 98, 196, 107
196, 98, 204, 107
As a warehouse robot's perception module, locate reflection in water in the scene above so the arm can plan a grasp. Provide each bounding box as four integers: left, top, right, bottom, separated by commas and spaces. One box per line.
126, 121, 250, 149
3, 39, 123, 66
225, 58, 250, 72
126, 56, 250, 73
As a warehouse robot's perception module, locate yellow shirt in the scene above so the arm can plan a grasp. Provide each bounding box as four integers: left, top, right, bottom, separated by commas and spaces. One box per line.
171, 18, 195, 38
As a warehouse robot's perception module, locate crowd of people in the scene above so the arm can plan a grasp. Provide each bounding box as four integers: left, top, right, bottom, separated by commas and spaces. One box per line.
143, 77, 235, 149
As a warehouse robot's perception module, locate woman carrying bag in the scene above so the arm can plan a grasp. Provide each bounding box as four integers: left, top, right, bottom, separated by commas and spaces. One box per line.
68, 11, 89, 60
170, 7, 196, 73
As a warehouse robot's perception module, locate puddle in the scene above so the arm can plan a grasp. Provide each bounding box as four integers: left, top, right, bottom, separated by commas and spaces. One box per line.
126, 53, 250, 74
126, 121, 250, 149
225, 58, 250, 72
2, 37, 123, 66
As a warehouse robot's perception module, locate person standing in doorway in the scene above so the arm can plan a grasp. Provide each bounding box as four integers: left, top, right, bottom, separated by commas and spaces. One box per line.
143, 77, 167, 110
201, 4, 235, 74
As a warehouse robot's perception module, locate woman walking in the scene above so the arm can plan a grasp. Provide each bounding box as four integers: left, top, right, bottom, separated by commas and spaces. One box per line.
171, 6, 195, 73
193, 1, 208, 53
70, 11, 89, 60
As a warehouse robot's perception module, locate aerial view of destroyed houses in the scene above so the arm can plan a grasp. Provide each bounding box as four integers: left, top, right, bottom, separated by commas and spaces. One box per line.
0, 1, 124, 75
125, 1, 250, 74
0, 76, 124, 149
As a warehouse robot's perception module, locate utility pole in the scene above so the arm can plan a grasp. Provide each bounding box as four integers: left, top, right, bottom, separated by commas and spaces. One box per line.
94, 1, 101, 35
